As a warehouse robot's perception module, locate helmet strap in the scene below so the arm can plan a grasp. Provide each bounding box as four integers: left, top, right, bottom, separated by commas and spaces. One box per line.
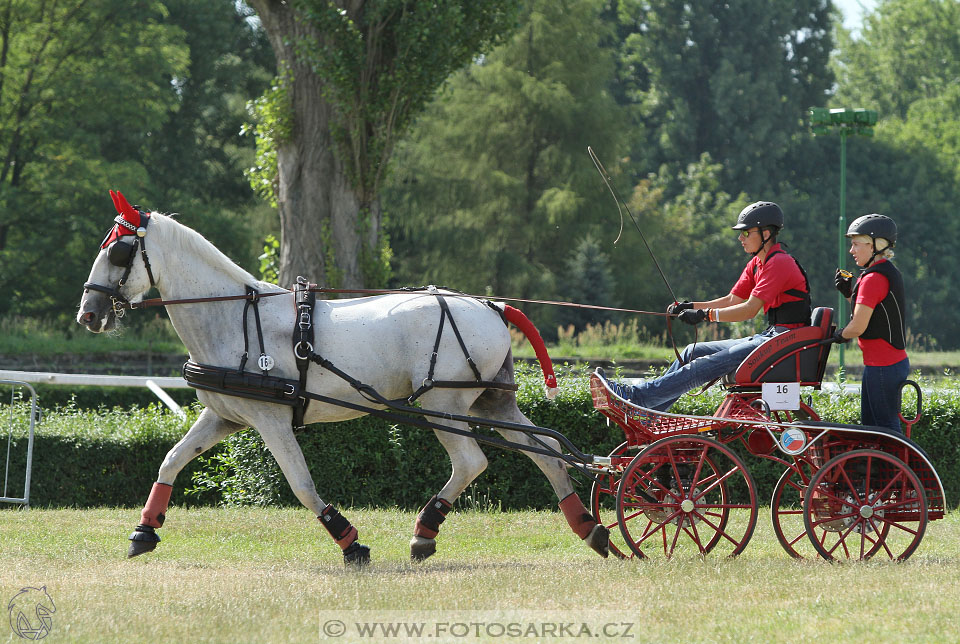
862, 238, 886, 267
752, 229, 775, 259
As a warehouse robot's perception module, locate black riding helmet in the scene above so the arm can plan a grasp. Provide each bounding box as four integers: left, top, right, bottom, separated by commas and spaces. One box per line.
732, 201, 783, 231
846, 213, 897, 246
733, 202, 783, 257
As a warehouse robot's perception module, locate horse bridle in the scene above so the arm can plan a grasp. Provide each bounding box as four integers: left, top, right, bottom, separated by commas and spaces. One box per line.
83, 210, 157, 318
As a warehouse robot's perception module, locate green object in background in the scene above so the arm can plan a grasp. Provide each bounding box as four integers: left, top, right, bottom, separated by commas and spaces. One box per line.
808, 107, 879, 380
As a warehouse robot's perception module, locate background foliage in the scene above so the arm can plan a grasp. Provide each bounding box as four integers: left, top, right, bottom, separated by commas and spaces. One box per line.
2, 0, 960, 350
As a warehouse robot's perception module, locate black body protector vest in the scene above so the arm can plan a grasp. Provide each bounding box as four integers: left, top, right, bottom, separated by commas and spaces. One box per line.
850, 260, 906, 350
754, 249, 812, 326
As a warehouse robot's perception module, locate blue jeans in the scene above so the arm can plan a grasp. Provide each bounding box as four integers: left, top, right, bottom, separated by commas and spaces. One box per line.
861, 358, 910, 434
623, 327, 787, 411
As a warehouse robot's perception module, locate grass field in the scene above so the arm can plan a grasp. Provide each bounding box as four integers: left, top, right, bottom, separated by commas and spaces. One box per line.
2, 506, 959, 643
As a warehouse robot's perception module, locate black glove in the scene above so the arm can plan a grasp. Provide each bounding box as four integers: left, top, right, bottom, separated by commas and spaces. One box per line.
831, 329, 850, 344
667, 300, 694, 315
678, 308, 707, 325
835, 268, 853, 298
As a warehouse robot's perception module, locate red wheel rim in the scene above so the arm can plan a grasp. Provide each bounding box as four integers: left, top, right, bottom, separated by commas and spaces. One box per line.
616, 436, 758, 559
770, 460, 819, 558
589, 441, 639, 559
803, 449, 927, 561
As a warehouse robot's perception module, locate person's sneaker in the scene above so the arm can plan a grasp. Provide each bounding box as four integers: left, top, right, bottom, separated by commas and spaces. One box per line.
595, 367, 633, 402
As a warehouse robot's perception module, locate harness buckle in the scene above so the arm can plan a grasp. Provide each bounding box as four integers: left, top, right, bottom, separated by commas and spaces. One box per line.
299, 309, 312, 330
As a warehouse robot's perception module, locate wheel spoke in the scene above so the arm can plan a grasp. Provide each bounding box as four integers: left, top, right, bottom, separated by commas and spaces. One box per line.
666, 520, 684, 557
872, 469, 908, 502
691, 510, 744, 548
683, 519, 707, 555
692, 465, 740, 502
871, 516, 922, 537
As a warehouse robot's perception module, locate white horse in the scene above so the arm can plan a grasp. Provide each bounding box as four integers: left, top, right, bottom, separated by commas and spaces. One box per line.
77, 192, 609, 563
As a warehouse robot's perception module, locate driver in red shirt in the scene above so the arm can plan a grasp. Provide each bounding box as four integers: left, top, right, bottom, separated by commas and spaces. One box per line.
599, 201, 811, 411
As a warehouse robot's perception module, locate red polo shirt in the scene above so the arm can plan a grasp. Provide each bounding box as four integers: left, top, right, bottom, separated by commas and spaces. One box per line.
730, 243, 808, 328
855, 261, 909, 366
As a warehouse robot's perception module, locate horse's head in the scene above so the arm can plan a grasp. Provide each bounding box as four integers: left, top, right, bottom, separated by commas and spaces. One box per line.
77, 190, 157, 332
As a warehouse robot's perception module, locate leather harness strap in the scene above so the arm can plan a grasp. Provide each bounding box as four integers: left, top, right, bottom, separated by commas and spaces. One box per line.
293, 277, 316, 428
285, 282, 515, 429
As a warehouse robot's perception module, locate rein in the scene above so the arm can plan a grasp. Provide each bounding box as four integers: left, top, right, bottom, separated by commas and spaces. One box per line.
118, 286, 674, 318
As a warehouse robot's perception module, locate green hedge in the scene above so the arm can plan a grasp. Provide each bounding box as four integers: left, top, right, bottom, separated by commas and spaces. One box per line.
0, 403, 208, 508
2, 364, 958, 510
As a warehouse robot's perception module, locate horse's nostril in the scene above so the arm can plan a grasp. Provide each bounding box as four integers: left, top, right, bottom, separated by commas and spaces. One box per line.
81, 311, 96, 324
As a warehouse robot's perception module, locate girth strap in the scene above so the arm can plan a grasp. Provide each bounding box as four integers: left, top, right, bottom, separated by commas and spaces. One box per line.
182, 361, 299, 406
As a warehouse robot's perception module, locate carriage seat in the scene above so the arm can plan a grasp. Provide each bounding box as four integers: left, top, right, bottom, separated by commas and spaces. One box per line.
722, 307, 835, 389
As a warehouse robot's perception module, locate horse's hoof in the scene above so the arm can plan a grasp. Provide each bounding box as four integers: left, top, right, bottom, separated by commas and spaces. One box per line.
127, 524, 161, 558
584, 523, 610, 559
343, 541, 370, 566
410, 536, 436, 561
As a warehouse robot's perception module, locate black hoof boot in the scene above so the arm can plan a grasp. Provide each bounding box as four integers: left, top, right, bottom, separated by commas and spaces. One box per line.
127, 524, 161, 558
343, 541, 370, 566
585, 523, 610, 559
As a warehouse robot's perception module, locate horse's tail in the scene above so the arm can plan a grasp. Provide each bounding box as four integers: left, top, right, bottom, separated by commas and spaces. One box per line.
500, 304, 559, 400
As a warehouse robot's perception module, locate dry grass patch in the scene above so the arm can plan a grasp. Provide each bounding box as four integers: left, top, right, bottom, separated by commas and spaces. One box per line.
1, 507, 958, 643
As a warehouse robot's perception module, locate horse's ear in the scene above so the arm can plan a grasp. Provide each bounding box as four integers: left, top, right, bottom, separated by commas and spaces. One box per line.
114, 191, 138, 220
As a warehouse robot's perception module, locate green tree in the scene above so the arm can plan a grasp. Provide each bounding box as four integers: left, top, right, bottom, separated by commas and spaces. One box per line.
832, 0, 960, 121
142, 0, 275, 264
618, 0, 835, 195
384, 0, 628, 318
246, 0, 520, 289
556, 235, 617, 332
0, 0, 188, 317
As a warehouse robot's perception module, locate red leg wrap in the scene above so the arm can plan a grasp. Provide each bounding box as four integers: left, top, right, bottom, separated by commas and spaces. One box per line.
414, 495, 452, 539
559, 493, 596, 539
139, 482, 173, 529
319, 505, 359, 550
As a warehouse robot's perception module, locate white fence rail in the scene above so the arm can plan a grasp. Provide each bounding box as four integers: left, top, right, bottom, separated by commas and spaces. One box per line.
0, 369, 188, 419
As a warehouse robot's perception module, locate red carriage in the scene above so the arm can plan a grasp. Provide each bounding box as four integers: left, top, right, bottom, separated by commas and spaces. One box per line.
588, 306, 945, 561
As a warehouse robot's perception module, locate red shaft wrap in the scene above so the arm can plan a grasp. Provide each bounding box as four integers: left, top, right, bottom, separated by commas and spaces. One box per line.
139, 482, 173, 528
559, 493, 597, 540
502, 305, 557, 390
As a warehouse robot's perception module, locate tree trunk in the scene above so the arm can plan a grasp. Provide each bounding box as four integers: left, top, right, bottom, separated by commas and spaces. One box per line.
250, 0, 377, 289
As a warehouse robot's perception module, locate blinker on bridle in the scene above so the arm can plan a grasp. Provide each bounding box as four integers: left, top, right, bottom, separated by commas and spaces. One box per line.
83, 191, 157, 318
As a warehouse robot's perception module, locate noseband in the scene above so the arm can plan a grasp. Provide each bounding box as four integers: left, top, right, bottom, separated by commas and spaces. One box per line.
83, 211, 157, 317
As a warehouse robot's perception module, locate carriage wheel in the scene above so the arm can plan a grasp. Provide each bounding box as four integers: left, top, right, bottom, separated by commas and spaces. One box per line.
770, 461, 820, 558
803, 449, 927, 561
589, 441, 643, 559
616, 435, 758, 559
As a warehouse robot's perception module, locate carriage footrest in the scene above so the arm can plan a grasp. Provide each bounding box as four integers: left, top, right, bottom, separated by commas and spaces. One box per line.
182, 360, 301, 406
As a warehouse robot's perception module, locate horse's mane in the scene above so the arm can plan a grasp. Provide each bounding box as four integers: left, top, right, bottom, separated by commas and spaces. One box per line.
154, 213, 261, 287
